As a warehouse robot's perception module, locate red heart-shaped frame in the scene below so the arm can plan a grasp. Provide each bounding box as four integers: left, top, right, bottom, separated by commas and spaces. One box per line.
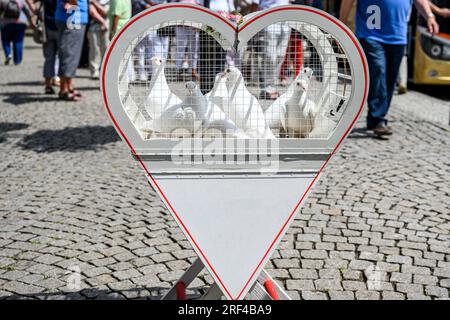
101, 4, 368, 300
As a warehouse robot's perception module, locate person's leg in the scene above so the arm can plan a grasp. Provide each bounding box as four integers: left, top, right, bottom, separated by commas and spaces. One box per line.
293, 32, 303, 77
87, 29, 100, 78
193, 29, 200, 70
99, 29, 109, 58
43, 30, 57, 78
57, 22, 85, 100
274, 23, 290, 83
175, 26, 188, 70
11, 23, 26, 65
211, 41, 226, 83
133, 37, 146, 80
145, 31, 159, 76
260, 24, 279, 91
279, 33, 294, 81
160, 36, 169, 61
188, 28, 199, 79
57, 22, 69, 93
198, 31, 212, 94
385, 44, 407, 108
198, 31, 226, 94
397, 52, 408, 93
1, 24, 13, 63
60, 77, 69, 93
66, 25, 86, 93
43, 28, 58, 91
359, 38, 389, 129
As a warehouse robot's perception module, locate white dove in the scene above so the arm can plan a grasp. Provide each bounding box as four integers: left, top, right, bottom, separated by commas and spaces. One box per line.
265, 67, 315, 131
143, 82, 207, 138
204, 73, 248, 138
264, 71, 303, 130
223, 66, 275, 139
206, 72, 229, 114
144, 56, 182, 120
284, 67, 318, 138
146, 104, 196, 138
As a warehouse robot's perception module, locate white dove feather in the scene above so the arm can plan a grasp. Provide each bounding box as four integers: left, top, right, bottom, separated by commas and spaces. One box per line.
206, 73, 229, 114
144, 57, 182, 120
285, 68, 318, 138
264, 81, 296, 130
202, 75, 248, 139
223, 66, 275, 139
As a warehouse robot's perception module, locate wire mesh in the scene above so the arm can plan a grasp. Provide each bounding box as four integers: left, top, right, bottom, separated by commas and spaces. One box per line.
118, 19, 353, 140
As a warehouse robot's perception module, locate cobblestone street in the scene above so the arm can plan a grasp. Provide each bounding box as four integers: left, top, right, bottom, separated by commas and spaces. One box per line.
1, 39, 450, 300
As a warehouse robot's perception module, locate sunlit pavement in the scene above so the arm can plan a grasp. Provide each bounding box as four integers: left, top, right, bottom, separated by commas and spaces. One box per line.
0, 38, 449, 300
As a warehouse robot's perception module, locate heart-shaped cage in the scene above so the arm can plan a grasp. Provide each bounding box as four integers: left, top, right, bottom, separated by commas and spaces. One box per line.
102, 4, 368, 173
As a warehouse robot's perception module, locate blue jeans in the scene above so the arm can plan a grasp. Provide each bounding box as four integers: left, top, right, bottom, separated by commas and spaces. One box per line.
1, 23, 27, 65
359, 38, 406, 128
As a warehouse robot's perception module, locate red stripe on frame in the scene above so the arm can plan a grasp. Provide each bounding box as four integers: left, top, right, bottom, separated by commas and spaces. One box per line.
235, 6, 368, 299
101, 5, 368, 300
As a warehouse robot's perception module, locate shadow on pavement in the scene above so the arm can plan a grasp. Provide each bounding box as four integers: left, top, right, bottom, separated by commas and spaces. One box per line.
0, 122, 29, 134
5, 81, 43, 86
0, 122, 30, 143
1, 91, 57, 105
2, 287, 173, 300
75, 85, 100, 91
348, 127, 374, 139
19, 125, 120, 152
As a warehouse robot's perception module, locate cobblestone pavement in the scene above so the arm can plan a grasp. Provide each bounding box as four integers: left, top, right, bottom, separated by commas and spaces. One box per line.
1, 39, 450, 300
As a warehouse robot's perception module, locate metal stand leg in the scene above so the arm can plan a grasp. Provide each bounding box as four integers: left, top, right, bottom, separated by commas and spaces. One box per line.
200, 283, 223, 300
161, 258, 204, 300
161, 258, 291, 300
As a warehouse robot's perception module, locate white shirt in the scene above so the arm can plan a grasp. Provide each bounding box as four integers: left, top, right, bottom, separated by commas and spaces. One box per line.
254, 0, 290, 10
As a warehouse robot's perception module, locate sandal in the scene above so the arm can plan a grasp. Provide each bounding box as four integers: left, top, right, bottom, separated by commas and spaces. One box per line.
45, 86, 55, 94
69, 89, 84, 97
59, 91, 81, 101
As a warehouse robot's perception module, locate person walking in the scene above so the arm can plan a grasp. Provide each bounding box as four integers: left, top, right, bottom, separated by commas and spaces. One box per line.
130, 0, 170, 81
54, 0, 88, 101
175, 0, 201, 81
0, 0, 34, 65
130, 0, 150, 81
340, 0, 439, 137
36, 0, 60, 93
147, 0, 169, 64
108, 0, 131, 40
251, 0, 291, 100
88, 0, 109, 79
279, 0, 321, 85
198, 0, 235, 94
24, 0, 60, 92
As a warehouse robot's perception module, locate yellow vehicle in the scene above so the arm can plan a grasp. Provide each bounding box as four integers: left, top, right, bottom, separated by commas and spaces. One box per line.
410, 0, 450, 85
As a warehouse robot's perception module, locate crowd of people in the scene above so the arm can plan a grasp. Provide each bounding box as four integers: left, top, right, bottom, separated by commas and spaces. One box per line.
0, 0, 448, 137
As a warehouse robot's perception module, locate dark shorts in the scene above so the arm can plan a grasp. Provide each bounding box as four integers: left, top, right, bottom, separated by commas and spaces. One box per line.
56, 21, 86, 78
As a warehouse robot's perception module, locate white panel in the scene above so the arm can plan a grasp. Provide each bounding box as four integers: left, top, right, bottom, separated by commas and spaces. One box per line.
152, 174, 315, 299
